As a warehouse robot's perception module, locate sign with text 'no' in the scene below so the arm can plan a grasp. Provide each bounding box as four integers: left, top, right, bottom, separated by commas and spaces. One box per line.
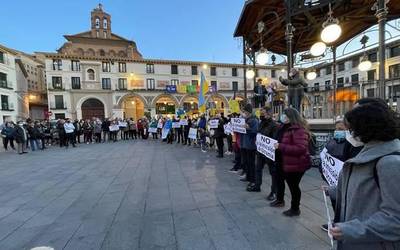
256, 134, 277, 161
320, 148, 344, 186
231, 118, 246, 134
208, 119, 219, 129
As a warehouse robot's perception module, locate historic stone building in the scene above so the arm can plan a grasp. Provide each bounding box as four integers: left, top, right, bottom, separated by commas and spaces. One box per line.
39, 4, 287, 120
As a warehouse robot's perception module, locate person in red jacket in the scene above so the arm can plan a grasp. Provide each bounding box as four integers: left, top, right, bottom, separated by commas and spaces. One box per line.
270, 107, 311, 217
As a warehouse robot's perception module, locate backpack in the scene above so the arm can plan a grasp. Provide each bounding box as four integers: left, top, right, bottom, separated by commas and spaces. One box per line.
373, 152, 400, 188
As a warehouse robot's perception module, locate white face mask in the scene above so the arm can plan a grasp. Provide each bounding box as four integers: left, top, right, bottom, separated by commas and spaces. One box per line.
345, 131, 364, 147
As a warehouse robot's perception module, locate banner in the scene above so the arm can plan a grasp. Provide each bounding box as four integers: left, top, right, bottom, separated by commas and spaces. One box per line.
148, 127, 157, 133
172, 122, 181, 128
177, 85, 187, 94
231, 118, 246, 134
161, 128, 170, 139
256, 134, 277, 161
180, 119, 188, 126
229, 100, 240, 114
320, 148, 344, 186
208, 119, 219, 129
109, 125, 120, 132
118, 121, 128, 127
188, 128, 197, 139
187, 85, 197, 94
224, 123, 233, 135
157, 121, 163, 129
166, 85, 177, 93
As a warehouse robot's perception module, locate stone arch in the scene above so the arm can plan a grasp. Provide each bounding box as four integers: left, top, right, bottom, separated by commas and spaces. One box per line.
86, 48, 95, 57
86, 68, 95, 81
76, 96, 108, 120
206, 93, 229, 108
179, 94, 199, 107
229, 94, 245, 101
151, 94, 179, 107
109, 50, 116, 57
116, 93, 148, 108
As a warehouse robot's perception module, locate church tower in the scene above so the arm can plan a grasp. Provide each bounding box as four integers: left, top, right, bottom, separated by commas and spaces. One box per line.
90, 4, 111, 39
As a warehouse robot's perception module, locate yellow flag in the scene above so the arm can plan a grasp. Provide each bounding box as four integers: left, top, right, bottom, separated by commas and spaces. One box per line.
229, 100, 240, 114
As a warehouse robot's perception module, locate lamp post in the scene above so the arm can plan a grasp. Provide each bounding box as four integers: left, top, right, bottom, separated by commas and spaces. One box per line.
374, 0, 388, 99
243, 38, 248, 100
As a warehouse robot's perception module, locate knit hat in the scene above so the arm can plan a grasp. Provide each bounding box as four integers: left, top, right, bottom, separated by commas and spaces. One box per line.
243, 103, 253, 114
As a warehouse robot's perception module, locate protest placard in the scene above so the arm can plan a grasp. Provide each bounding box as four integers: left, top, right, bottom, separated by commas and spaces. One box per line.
157, 121, 163, 129
148, 127, 157, 133
172, 122, 181, 128
256, 134, 277, 161
188, 128, 197, 139
224, 123, 233, 135
118, 121, 127, 127
180, 119, 188, 126
109, 125, 120, 132
161, 128, 170, 139
208, 119, 219, 129
231, 118, 246, 134
320, 148, 344, 186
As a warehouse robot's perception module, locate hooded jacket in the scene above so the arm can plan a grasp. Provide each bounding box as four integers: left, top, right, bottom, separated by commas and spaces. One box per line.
335, 139, 400, 250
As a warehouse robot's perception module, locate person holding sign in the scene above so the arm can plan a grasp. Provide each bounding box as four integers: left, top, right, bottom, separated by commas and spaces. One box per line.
213, 114, 225, 158
183, 117, 192, 146
329, 101, 400, 250
271, 108, 311, 217
248, 107, 278, 196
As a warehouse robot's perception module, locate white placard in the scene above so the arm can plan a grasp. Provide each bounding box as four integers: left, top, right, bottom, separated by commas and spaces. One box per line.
208, 119, 219, 129
256, 134, 277, 161
148, 127, 158, 133
180, 119, 188, 126
320, 148, 344, 186
143, 128, 147, 134
109, 125, 120, 132
231, 118, 246, 134
118, 121, 128, 127
188, 128, 197, 139
172, 122, 181, 128
162, 128, 170, 139
157, 121, 163, 129
224, 123, 233, 135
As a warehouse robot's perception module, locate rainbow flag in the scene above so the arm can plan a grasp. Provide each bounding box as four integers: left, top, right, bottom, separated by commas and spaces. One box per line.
198, 72, 209, 112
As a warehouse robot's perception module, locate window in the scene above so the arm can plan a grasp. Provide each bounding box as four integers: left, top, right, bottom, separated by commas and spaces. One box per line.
146, 64, 155, 74
210, 67, 217, 76
102, 62, 111, 72
367, 69, 376, 82
71, 77, 81, 89
326, 66, 332, 75
52, 59, 62, 70
231, 68, 238, 77
52, 77, 62, 89
146, 79, 155, 90
389, 85, 400, 101
118, 78, 127, 90
232, 81, 238, 91
191, 66, 198, 75
367, 88, 375, 98
271, 69, 276, 78
338, 62, 345, 72
71, 60, 80, 71
1, 95, 9, 110
102, 78, 111, 90
316, 69, 321, 77
351, 74, 359, 85
389, 64, 400, 79
87, 69, 95, 81
313, 82, 320, 91
54, 95, 64, 109
55, 113, 65, 120
368, 52, 377, 62
191, 80, 198, 86
171, 65, 178, 74
95, 18, 100, 29
337, 77, 344, 88
118, 62, 126, 73
0, 72, 7, 88
325, 80, 331, 90
210, 81, 217, 92
390, 46, 400, 58
171, 79, 179, 86
103, 18, 108, 29
103, 31, 107, 39
0, 51, 4, 64
352, 57, 359, 68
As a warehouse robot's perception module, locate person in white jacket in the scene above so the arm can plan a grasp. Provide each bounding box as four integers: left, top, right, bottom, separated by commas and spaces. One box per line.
64, 119, 76, 148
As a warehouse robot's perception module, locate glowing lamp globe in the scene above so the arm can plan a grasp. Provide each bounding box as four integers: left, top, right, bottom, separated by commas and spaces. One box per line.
321, 23, 342, 43
246, 70, 255, 79
306, 71, 317, 80
256, 51, 269, 65
358, 59, 372, 72
310, 42, 326, 56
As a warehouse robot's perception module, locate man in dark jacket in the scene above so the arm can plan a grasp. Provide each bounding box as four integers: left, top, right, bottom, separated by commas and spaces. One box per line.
248, 106, 278, 195
279, 68, 307, 111
213, 114, 225, 158
14, 121, 28, 154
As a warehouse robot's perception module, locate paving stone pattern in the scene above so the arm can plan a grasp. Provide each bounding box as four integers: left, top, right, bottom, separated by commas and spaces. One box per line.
0, 140, 332, 250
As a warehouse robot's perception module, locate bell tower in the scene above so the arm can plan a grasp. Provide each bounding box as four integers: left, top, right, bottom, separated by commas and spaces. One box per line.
90, 3, 111, 39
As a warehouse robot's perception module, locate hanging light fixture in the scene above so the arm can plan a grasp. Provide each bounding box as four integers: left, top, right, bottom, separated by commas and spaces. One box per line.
255, 22, 269, 65
321, 4, 342, 44
310, 42, 327, 56
246, 69, 255, 79
306, 70, 317, 80
358, 35, 372, 72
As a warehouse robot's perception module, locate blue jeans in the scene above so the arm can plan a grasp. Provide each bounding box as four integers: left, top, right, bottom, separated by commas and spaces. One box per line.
29, 139, 38, 151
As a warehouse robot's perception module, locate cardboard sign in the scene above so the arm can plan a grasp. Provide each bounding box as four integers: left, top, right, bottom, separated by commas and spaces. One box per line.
208, 119, 219, 129
109, 125, 120, 132
320, 148, 344, 186
161, 128, 170, 139
231, 118, 246, 134
180, 119, 188, 126
118, 121, 128, 127
157, 121, 163, 129
224, 123, 233, 135
188, 128, 197, 139
256, 134, 277, 161
172, 122, 181, 128
149, 127, 157, 133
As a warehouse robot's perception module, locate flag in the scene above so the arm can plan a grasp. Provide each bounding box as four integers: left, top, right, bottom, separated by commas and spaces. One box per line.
198, 72, 209, 111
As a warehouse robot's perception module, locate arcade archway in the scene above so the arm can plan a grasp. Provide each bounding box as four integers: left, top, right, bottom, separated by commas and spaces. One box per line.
207, 94, 228, 115
81, 98, 105, 120
181, 95, 199, 115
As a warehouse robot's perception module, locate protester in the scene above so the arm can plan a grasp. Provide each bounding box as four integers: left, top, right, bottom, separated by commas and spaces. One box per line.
183, 117, 191, 145
329, 101, 400, 249
198, 114, 207, 152
213, 113, 225, 158
1, 121, 15, 151
271, 108, 311, 217
14, 121, 28, 154
74, 119, 82, 144
102, 118, 110, 143
27, 122, 40, 151
93, 119, 102, 143
64, 119, 76, 148
82, 119, 93, 144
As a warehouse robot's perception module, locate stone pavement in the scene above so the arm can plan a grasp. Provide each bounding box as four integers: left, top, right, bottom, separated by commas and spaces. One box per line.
0, 139, 332, 250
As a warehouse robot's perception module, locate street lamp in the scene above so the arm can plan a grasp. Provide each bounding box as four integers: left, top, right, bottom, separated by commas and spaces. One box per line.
358, 35, 372, 72
202, 64, 208, 70
306, 70, 317, 80
310, 42, 326, 56
246, 69, 255, 79
321, 5, 342, 44
256, 49, 269, 65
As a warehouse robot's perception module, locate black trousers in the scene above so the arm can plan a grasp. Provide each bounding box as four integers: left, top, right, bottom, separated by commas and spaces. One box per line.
216, 137, 224, 157
65, 133, 75, 147
276, 170, 305, 211
255, 153, 277, 193
243, 149, 256, 183
177, 129, 183, 143
233, 149, 242, 170
226, 135, 233, 152
3, 137, 15, 150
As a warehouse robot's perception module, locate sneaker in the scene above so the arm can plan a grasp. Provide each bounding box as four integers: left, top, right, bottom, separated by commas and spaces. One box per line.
282, 209, 301, 217
239, 175, 247, 182
229, 168, 239, 173
266, 192, 276, 201
201, 148, 207, 153
247, 185, 261, 192
270, 200, 285, 207
320, 224, 329, 232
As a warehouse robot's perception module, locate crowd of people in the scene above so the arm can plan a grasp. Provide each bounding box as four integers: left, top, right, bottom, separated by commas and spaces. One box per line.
1, 97, 400, 249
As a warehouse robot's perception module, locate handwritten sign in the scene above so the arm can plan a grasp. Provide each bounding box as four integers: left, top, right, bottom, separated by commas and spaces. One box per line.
256, 134, 277, 161
172, 122, 181, 128
118, 121, 127, 127
208, 119, 219, 129
180, 119, 188, 126
188, 128, 197, 139
224, 123, 233, 135
320, 148, 344, 186
231, 118, 246, 134
109, 125, 120, 132
149, 127, 157, 133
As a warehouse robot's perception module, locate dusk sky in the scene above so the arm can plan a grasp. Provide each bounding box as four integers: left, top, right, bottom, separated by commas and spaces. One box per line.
1, 1, 399, 64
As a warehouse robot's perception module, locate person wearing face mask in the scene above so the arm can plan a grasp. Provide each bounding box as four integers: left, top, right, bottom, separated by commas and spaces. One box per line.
247, 106, 278, 195
279, 68, 307, 112
14, 121, 28, 154
270, 108, 311, 217
329, 101, 400, 250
